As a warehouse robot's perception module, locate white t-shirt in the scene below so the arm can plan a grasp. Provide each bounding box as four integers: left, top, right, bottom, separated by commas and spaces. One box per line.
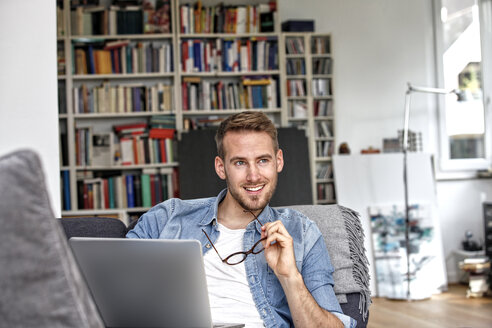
203, 223, 264, 328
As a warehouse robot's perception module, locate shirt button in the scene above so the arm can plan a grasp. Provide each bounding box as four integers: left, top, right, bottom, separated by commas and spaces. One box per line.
212, 220, 217, 226
205, 244, 211, 249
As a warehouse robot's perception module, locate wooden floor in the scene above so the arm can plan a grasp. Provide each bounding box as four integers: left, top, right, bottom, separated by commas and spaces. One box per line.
367, 284, 492, 328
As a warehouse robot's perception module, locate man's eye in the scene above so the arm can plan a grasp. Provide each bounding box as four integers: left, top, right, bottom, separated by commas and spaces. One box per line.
259, 159, 269, 164
235, 161, 245, 166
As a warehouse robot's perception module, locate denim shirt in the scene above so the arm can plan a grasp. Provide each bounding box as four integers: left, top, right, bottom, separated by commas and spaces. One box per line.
127, 189, 356, 328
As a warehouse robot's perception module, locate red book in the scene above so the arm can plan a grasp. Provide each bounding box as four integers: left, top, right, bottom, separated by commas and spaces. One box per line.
113, 49, 120, 74
149, 128, 175, 139
103, 179, 110, 209
113, 122, 147, 132
182, 42, 188, 72
182, 82, 188, 110
159, 139, 167, 163
132, 137, 139, 164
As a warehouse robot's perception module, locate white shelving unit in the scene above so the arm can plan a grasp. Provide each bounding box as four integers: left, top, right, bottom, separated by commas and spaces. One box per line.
280, 32, 336, 204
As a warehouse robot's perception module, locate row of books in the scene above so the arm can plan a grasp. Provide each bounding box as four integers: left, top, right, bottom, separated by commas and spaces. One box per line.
181, 77, 278, 110
312, 79, 332, 97
74, 124, 177, 167
314, 99, 334, 117
286, 79, 306, 97
312, 58, 332, 75
287, 100, 334, 118
75, 168, 177, 210
73, 40, 173, 75
286, 58, 305, 75
311, 37, 331, 55
317, 182, 335, 201
181, 38, 278, 73
73, 82, 173, 114
315, 121, 333, 138
179, 2, 276, 34
316, 163, 333, 180
285, 37, 305, 55
69, 2, 171, 36
316, 140, 335, 157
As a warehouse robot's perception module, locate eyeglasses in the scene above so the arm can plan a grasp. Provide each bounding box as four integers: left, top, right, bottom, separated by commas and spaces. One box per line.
202, 211, 267, 265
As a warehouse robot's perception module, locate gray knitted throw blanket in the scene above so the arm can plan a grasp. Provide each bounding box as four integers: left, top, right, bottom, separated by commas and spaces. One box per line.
288, 205, 371, 322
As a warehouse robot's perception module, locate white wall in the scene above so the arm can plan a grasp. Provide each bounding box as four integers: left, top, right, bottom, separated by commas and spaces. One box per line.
281, 0, 491, 284
0, 0, 60, 216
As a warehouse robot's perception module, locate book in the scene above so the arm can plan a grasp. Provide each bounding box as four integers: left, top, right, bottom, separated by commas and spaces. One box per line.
91, 132, 115, 166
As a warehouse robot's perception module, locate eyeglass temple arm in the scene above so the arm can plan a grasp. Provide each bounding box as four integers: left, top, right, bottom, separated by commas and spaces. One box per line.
201, 229, 224, 261
243, 209, 264, 226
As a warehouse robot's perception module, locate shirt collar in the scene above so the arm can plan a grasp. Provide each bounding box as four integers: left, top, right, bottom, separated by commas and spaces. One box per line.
198, 188, 275, 234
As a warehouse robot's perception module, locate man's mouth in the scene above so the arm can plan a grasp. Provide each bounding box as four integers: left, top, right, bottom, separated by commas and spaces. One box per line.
244, 185, 264, 192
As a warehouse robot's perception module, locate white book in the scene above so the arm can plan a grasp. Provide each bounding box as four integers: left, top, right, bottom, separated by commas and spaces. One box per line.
121, 46, 127, 74
181, 5, 188, 34
159, 45, 165, 73
202, 80, 211, 110
270, 79, 277, 108
257, 40, 265, 71
190, 84, 197, 110
240, 45, 248, 72
73, 87, 79, 113
236, 7, 247, 34
117, 85, 125, 113
165, 43, 171, 73
120, 138, 134, 165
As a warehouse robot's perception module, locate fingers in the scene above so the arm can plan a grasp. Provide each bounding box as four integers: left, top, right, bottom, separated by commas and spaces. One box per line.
261, 220, 293, 249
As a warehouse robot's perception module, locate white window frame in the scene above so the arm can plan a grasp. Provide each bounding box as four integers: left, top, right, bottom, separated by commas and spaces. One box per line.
433, 0, 492, 172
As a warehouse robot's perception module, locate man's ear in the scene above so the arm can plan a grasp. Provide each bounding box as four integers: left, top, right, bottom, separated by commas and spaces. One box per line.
276, 149, 284, 173
215, 156, 226, 180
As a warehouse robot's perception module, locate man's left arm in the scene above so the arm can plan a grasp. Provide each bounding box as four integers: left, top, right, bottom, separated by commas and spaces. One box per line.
261, 221, 352, 328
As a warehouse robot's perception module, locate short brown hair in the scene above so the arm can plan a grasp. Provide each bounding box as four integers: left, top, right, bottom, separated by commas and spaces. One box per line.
215, 111, 278, 159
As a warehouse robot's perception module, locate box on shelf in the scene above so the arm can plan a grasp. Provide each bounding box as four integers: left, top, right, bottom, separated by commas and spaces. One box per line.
281, 20, 314, 32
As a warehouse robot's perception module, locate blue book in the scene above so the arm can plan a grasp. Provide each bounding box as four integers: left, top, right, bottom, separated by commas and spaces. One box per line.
87, 45, 95, 74
126, 175, 135, 208
62, 170, 71, 211
108, 177, 115, 209
193, 41, 201, 72
126, 46, 132, 74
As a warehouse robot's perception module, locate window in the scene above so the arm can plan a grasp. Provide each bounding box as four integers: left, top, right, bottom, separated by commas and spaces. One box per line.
434, 0, 491, 171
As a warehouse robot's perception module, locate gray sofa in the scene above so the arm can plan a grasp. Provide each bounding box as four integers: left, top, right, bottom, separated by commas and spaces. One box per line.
0, 150, 371, 327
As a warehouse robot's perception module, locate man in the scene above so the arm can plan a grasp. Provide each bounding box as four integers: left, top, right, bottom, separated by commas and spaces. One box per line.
127, 111, 355, 328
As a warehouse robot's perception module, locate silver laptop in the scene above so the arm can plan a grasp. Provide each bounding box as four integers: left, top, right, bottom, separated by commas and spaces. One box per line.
69, 237, 244, 328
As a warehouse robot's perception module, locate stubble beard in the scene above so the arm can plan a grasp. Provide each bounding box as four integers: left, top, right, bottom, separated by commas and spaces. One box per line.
225, 173, 278, 212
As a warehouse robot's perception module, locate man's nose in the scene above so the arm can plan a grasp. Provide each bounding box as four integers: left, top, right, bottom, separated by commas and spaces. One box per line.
246, 164, 260, 181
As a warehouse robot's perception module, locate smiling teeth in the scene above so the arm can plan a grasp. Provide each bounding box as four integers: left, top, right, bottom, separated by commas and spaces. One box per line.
246, 186, 263, 191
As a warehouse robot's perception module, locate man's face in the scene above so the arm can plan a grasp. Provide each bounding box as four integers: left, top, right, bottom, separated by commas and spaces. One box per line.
215, 130, 284, 212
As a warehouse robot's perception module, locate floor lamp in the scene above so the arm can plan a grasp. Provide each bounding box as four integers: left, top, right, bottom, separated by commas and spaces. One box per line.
402, 83, 459, 300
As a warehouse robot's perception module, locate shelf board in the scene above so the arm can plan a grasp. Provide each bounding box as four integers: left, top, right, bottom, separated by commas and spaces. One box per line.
75, 163, 178, 171
182, 108, 281, 116
58, 75, 66, 80
315, 157, 333, 161
312, 74, 333, 78
311, 54, 332, 58
286, 74, 307, 79
314, 116, 335, 120
70, 33, 173, 41
73, 73, 174, 80
312, 95, 333, 100
287, 96, 308, 100
288, 117, 308, 121
59, 113, 68, 119
179, 32, 279, 39
60, 166, 70, 170
316, 178, 334, 183
285, 54, 306, 58
180, 70, 280, 77
73, 112, 174, 119
315, 137, 335, 141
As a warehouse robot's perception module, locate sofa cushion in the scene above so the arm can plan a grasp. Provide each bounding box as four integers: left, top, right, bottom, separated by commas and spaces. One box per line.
0, 150, 104, 327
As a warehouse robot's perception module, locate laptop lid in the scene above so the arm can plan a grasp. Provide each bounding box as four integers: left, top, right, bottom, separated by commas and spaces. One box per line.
69, 237, 213, 328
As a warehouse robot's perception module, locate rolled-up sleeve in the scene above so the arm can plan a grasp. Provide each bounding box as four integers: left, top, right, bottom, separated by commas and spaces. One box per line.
301, 224, 357, 328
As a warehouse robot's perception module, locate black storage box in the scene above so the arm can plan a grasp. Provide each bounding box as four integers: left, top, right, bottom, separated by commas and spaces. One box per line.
281, 20, 315, 32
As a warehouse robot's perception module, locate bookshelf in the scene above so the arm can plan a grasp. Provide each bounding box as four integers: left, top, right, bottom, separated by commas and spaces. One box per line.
281, 33, 336, 204
58, 0, 180, 223
57, 0, 285, 222
57, 1, 336, 221
175, 0, 283, 130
